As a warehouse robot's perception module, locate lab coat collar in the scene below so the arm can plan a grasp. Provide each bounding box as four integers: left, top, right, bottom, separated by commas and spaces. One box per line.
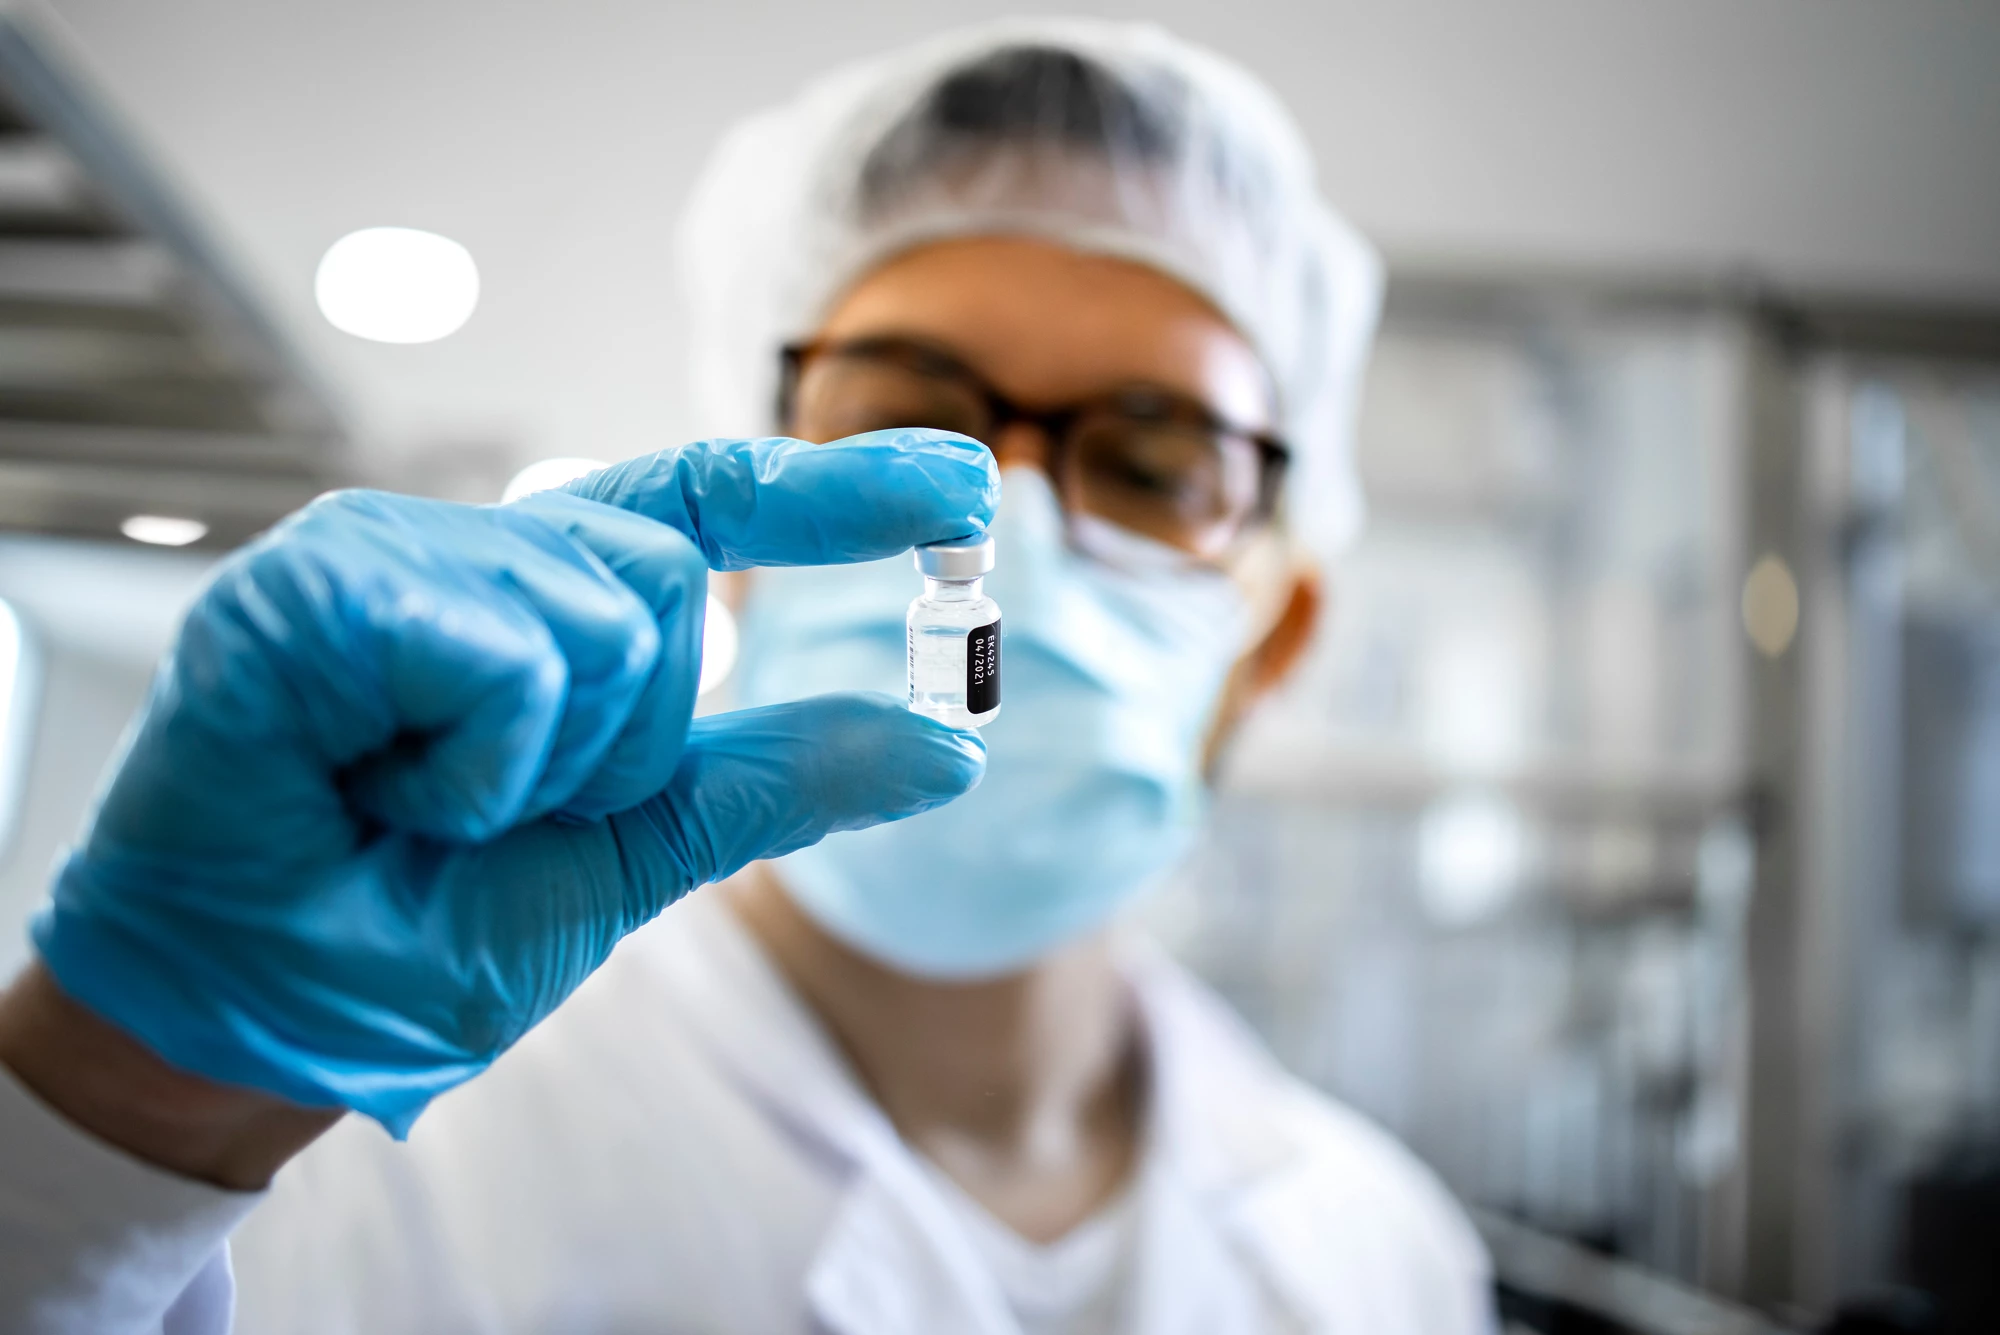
628, 892, 1343, 1334
1118, 935, 1345, 1330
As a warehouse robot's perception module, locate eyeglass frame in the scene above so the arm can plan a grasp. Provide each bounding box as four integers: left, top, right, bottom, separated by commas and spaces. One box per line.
776, 335, 1291, 545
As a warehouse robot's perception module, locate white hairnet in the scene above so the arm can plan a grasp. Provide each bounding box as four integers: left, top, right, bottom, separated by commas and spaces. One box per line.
675, 17, 1384, 556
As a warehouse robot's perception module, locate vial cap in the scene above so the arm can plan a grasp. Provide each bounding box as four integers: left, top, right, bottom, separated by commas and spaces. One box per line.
914, 535, 994, 579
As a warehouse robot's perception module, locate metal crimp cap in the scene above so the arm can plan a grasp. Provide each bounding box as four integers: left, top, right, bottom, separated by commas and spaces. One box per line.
914, 535, 994, 579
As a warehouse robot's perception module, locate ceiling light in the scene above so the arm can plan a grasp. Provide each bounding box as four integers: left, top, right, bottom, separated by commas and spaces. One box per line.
500, 457, 607, 504
120, 514, 208, 547
315, 226, 479, 344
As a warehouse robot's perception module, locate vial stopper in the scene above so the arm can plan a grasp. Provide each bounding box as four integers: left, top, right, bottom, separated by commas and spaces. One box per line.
914, 535, 994, 579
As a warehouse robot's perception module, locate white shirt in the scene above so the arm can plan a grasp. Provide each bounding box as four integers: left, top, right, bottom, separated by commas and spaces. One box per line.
924, 1161, 1138, 1335
0, 889, 1494, 1334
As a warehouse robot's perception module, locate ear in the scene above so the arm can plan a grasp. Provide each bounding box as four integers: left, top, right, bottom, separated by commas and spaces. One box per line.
1201, 569, 1324, 774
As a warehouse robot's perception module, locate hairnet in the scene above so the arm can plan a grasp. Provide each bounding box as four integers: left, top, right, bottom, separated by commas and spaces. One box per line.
675, 17, 1384, 557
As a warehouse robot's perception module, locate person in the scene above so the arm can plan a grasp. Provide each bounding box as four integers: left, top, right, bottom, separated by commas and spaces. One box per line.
0, 18, 1494, 1335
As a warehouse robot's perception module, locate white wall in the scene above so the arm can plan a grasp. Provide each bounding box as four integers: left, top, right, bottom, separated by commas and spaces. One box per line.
33, 0, 2000, 480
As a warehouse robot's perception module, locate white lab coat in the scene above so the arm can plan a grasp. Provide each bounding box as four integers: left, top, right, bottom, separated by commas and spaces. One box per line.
0, 887, 1493, 1334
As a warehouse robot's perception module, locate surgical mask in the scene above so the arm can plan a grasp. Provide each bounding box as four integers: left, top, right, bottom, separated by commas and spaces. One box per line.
736, 467, 1249, 978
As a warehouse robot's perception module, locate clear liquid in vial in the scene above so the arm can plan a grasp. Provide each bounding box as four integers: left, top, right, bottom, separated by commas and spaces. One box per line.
907, 580, 1000, 729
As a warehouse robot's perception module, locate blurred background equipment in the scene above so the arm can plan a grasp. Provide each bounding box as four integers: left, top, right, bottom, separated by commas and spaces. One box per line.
0, 12, 342, 551
0, 2, 1995, 1331
1150, 279, 2000, 1333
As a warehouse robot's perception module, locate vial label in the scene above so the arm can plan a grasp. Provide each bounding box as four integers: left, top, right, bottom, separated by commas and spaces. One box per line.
907, 612, 1001, 728
966, 619, 1001, 714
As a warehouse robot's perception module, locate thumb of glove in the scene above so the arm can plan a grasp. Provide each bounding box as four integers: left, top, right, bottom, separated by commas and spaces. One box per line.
598, 692, 986, 917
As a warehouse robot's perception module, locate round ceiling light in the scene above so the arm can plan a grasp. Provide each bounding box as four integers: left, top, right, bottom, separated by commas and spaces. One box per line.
120, 514, 209, 547
315, 226, 479, 344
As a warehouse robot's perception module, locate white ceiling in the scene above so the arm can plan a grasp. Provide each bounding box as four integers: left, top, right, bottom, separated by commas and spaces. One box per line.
31, 0, 2000, 485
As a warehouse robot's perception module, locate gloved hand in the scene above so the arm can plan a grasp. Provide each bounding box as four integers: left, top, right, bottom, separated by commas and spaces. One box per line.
32, 430, 997, 1136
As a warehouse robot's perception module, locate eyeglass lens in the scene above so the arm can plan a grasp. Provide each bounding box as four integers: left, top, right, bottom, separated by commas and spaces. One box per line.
789, 346, 1267, 553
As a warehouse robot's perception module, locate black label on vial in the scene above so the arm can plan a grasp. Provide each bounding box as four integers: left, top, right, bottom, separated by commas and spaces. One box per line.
966, 619, 1001, 714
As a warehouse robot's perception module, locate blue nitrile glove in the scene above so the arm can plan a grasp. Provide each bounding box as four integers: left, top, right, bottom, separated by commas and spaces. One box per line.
32, 430, 997, 1136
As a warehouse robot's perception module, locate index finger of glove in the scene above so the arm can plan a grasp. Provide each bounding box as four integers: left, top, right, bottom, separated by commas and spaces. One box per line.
508, 491, 709, 820
560, 429, 999, 572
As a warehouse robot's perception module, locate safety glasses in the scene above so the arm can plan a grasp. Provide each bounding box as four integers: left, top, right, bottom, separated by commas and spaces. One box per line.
779, 336, 1287, 558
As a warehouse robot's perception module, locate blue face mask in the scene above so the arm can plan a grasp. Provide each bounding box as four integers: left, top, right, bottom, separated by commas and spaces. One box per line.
736, 468, 1249, 978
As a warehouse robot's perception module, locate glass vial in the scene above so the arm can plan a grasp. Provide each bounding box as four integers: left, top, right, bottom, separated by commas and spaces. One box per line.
908, 536, 1001, 729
